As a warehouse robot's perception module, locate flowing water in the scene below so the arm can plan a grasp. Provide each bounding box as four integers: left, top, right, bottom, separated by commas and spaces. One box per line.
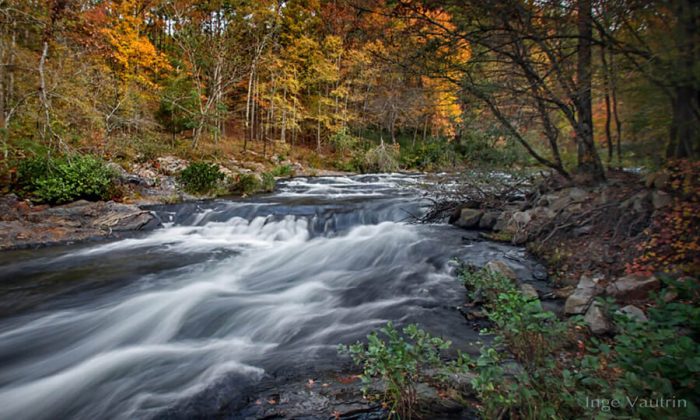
0, 174, 546, 419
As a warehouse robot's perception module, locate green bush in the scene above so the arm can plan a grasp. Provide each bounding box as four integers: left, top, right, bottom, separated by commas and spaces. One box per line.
177, 162, 224, 194
330, 128, 359, 154
400, 141, 457, 170
229, 172, 275, 195
362, 144, 400, 173
16, 155, 116, 204
261, 172, 276, 192
270, 164, 293, 177
339, 322, 452, 419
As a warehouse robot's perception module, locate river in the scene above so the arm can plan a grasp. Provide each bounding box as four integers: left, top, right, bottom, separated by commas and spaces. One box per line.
0, 174, 546, 419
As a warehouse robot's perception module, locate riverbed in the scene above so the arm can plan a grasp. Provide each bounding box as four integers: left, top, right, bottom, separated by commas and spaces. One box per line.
0, 174, 546, 419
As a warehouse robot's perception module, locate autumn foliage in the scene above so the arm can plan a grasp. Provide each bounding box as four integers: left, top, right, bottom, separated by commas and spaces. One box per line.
628, 161, 700, 276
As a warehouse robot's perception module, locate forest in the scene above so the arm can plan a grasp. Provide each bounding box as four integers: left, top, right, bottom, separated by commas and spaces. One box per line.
0, 1, 698, 419
1, 0, 697, 183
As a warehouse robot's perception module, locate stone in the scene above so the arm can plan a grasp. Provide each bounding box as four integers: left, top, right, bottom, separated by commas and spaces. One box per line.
662, 288, 678, 303
564, 275, 602, 315
550, 194, 573, 212
631, 191, 651, 213
618, 305, 648, 322
156, 156, 189, 175
454, 208, 483, 229
485, 260, 517, 281
584, 302, 611, 335
653, 172, 670, 190
553, 285, 576, 299
519, 283, 539, 299
493, 210, 514, 232
529, 206, 556, 221
478, 211, 500, 229
567, 187, 588, 202
651, 190, 672, 209
605, 275, 660, 301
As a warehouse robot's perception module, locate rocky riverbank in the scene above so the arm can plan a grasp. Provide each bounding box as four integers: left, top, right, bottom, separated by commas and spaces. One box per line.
0, 194, 161, 250
0, 154, 351, 250
447, 167, 696, 335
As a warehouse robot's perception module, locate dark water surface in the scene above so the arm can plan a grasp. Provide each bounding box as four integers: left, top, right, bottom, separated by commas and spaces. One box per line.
0, 174, 544, 419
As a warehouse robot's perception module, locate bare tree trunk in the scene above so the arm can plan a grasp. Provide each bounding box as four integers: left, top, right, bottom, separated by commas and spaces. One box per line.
575, 0, 605, 181
38, 41, 51, 144
280, 84, 287, 144
244, 64, 255, 152
610, 49, 623, 166
600, 43, 613, 163
316, 97, 322, 153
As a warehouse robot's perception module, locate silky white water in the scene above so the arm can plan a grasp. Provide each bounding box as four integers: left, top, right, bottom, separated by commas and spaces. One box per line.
0, 174, 540, 419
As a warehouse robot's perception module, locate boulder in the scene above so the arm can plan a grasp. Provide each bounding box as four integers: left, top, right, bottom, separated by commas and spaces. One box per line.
566, 187, 589, 202
564, 275, 602, 315
618, 305, 648, 322
478, 211, 500, 229
651, 190, 672, 209
454, 208, 483, 229
485, 260, 517, 281
584, 302, 611, 335
653, 172, 670, 189
550, 195, 573, 212
156, 156, 189, 175
605, 275, 660, 301
519, 283, 539, 299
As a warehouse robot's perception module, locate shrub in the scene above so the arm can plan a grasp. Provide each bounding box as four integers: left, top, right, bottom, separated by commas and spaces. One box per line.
400, 141, 457, 170
270, 164, 293, 177
177, 162, 224, 194
17, 155, 116, 204
229, 173, 267, 195
339, 322, 452, 419
362, 143, 400, 173
261, 172, 276, 192
329, 128, 359, 154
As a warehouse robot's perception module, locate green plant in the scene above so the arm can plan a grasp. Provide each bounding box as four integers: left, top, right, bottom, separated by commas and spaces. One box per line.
362, 143, 400, 173
261, 172, 276, 192
230, 173, 261, 195
339, 322, 452, 419
16, 155, 116, 204
270, 164, 293, 177
329, 128, 359, 154
177, 162, 224, 194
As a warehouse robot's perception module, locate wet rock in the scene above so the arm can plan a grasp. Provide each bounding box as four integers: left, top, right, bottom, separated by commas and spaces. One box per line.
0, 199, 160, 250
605, 275, 660, 301
493, 210, 514, 232
92, 202, 159, 231
485, 260, 517, 281
478, 211, 500, 229
564, 275, 602, 315
519, 283, 539, 299
454, 208, 483, 229
618, 305, 648, 322
584, 301, 611, 335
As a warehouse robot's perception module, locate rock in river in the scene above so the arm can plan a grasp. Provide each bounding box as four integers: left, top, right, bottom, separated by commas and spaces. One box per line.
0, 196, 160, 250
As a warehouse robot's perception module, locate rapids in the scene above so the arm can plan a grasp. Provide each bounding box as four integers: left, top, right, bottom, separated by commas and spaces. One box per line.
0, 174, 545, 419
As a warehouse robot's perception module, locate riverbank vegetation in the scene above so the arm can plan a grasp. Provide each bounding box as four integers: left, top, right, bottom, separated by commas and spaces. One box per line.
2, 0, 698, 198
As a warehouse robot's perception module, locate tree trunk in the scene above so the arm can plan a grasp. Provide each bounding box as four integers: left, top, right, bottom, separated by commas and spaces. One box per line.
600, 44, 613, 163
576, 0, 605, 181
667, 0, 700, 159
